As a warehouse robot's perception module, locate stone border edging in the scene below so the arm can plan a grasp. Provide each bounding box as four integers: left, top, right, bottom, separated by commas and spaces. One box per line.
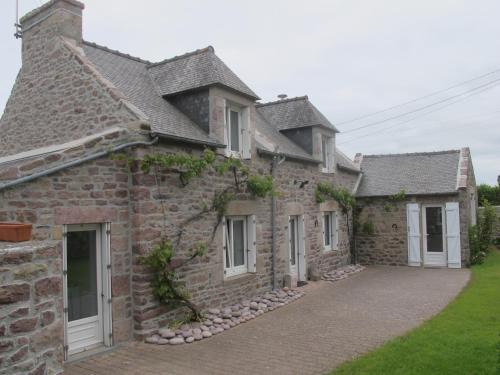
322, 264, 365, 282
145, 287, 304, 345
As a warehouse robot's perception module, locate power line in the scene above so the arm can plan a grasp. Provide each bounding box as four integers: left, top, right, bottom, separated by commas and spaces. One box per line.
338, 82, 500, 145
341, 76, 500, 134
336, 66, 500, 126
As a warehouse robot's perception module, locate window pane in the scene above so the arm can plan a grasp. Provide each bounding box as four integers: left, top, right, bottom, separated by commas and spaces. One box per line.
290, 218, 296, 265
233, 220, 245, 266
324, 214, 330, 246
426, 207, 443, 252
230, 110, 240, 152
322, 136, 328, 167
67, 230, 98, 322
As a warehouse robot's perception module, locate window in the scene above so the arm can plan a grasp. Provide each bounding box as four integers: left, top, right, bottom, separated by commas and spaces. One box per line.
225, 104, 242, 155
323, 211, 337, 251
223, 215, 256, 277
321, 135, 333, 172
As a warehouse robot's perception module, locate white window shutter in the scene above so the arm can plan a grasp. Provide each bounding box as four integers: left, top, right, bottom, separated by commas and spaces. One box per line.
223, 100, 228, 149
333, 212, 339, 250
298, 216, 307, 281
446, 202, 461, 268
222, 217, 229, 274
241, 109, 251, 159
406, 203, 421, 266
247, 215, 257, 272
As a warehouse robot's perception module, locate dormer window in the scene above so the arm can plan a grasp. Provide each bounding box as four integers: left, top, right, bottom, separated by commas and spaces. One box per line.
321, 135, 334, 173
224, 100, 251, 159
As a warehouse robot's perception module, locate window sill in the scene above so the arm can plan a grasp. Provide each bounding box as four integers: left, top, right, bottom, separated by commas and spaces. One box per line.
223, 272, 256, 285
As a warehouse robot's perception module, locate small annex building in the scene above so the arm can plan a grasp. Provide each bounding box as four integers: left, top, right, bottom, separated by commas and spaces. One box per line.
354, 149, 477, 268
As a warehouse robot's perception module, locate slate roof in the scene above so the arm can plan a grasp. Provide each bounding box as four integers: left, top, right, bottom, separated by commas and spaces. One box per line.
83, 42, 221, 145
147, 47, 259, 100
254, 110, 318, 162
336, 149, 360, 172
356, 150, 461, 197
256, 96, 339, 132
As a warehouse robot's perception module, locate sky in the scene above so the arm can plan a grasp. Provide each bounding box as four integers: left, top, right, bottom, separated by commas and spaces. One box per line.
0, 0, 499, 184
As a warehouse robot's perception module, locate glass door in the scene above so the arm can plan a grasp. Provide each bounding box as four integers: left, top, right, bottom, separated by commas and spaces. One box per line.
65, 224, 103, 356
423, 206, 447, 267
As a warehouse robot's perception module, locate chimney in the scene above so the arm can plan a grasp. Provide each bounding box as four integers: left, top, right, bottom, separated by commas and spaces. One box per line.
19, 0, 85, 63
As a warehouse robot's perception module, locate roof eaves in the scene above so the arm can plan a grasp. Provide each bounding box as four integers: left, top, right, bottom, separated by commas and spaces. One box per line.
146, 46, 215, 69
151, 132, 225, 148
256, 147, 321, 165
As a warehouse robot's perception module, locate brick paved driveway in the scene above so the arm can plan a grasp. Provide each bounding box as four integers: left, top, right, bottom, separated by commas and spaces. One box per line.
65, 266, 469, 375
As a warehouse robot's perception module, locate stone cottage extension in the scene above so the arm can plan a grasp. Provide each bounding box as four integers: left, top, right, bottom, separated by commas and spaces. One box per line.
0, 1, 361, 373
354, 149, 477, 268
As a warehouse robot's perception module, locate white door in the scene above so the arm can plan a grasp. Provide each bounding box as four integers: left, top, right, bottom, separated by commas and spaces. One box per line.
64, 224, 111, 357
288, 216, 299, 277
422, 205, 447, 267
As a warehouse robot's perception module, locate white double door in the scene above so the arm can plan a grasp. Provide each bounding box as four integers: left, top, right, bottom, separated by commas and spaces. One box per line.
288, 215, 306, 281
63, 224, 112, 357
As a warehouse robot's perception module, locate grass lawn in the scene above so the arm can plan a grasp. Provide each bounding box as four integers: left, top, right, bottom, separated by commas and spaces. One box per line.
331, 247, 500, 375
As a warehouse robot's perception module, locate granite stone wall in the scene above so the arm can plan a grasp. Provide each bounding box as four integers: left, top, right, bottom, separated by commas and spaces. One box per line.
0, 241, 64, 375
355, 192, 472, 267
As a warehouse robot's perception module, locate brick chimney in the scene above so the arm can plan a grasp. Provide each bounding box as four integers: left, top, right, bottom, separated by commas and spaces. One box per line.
19, 0, 84, 64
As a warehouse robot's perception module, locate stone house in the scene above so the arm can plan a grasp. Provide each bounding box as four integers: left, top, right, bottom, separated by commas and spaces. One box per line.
354, 149, 477, 268
0, 1, 361, 373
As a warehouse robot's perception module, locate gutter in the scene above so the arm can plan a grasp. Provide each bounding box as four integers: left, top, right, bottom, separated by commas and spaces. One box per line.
151, 132, 225, 148
0, 137, 159, 192
257, 147, 320, 165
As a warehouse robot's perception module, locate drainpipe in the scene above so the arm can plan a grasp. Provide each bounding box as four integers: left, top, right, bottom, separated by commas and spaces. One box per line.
271, 154, 286, 290
0, 137, 159, 192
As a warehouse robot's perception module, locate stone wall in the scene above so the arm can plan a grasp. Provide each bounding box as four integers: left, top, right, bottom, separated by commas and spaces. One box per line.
0, 3, 138, 157
0, 157, 134, 344
0, 241, 63, 375
129, 142, 358, 338
355, 192, 472, 267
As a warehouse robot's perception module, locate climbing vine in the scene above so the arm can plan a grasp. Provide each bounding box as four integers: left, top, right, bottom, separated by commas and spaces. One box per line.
128, 148, 276, 321
383, 189, 406, 212
315, 182, 359, 261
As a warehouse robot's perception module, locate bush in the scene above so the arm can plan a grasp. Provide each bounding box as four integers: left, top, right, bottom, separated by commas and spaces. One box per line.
478, 184, 500, 206
470, 199, 498, 264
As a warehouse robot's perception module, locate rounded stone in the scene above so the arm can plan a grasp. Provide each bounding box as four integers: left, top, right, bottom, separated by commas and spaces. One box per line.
169, 337, 185, 345
231, 311, 241, 317
204, 320, 213, 326
222, 324, 231, 330
202, 331, 212, 338
200, 325, 209, 331
194, 333, 203, 341
157, 338, 169, 345
145, 336, 159, 344
185, 336, 195, 343
213, 318, 223, 324
193, 328, 202, 335
159, 329, 176, 339
182, 330, 193, 338
208, 308, 220, 315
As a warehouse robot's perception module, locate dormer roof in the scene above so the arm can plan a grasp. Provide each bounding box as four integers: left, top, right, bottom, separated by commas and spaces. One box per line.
256, 96, 339, 132
147, 46, 260, 100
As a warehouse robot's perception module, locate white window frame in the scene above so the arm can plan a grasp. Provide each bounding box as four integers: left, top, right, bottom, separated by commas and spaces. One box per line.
224, 216, 248, 277
321, 135, 333, 173
323, 211, 338, 252
225, 103, 243, 158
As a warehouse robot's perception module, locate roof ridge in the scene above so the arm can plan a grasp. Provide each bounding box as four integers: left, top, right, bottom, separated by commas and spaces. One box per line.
83, 40, 151, 64
147, 46, 215, 68
256, 95, 309, 107
363, 149, 461, 158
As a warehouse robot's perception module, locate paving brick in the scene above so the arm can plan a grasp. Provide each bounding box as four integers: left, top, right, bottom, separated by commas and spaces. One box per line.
65, 266, 469, 375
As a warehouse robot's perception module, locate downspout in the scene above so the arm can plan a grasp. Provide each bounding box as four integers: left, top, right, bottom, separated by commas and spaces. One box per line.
0, 137, 159, 192
271, 154, 286, 290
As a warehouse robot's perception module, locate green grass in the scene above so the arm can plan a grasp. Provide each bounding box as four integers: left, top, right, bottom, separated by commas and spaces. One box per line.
331, 248, 500, 375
